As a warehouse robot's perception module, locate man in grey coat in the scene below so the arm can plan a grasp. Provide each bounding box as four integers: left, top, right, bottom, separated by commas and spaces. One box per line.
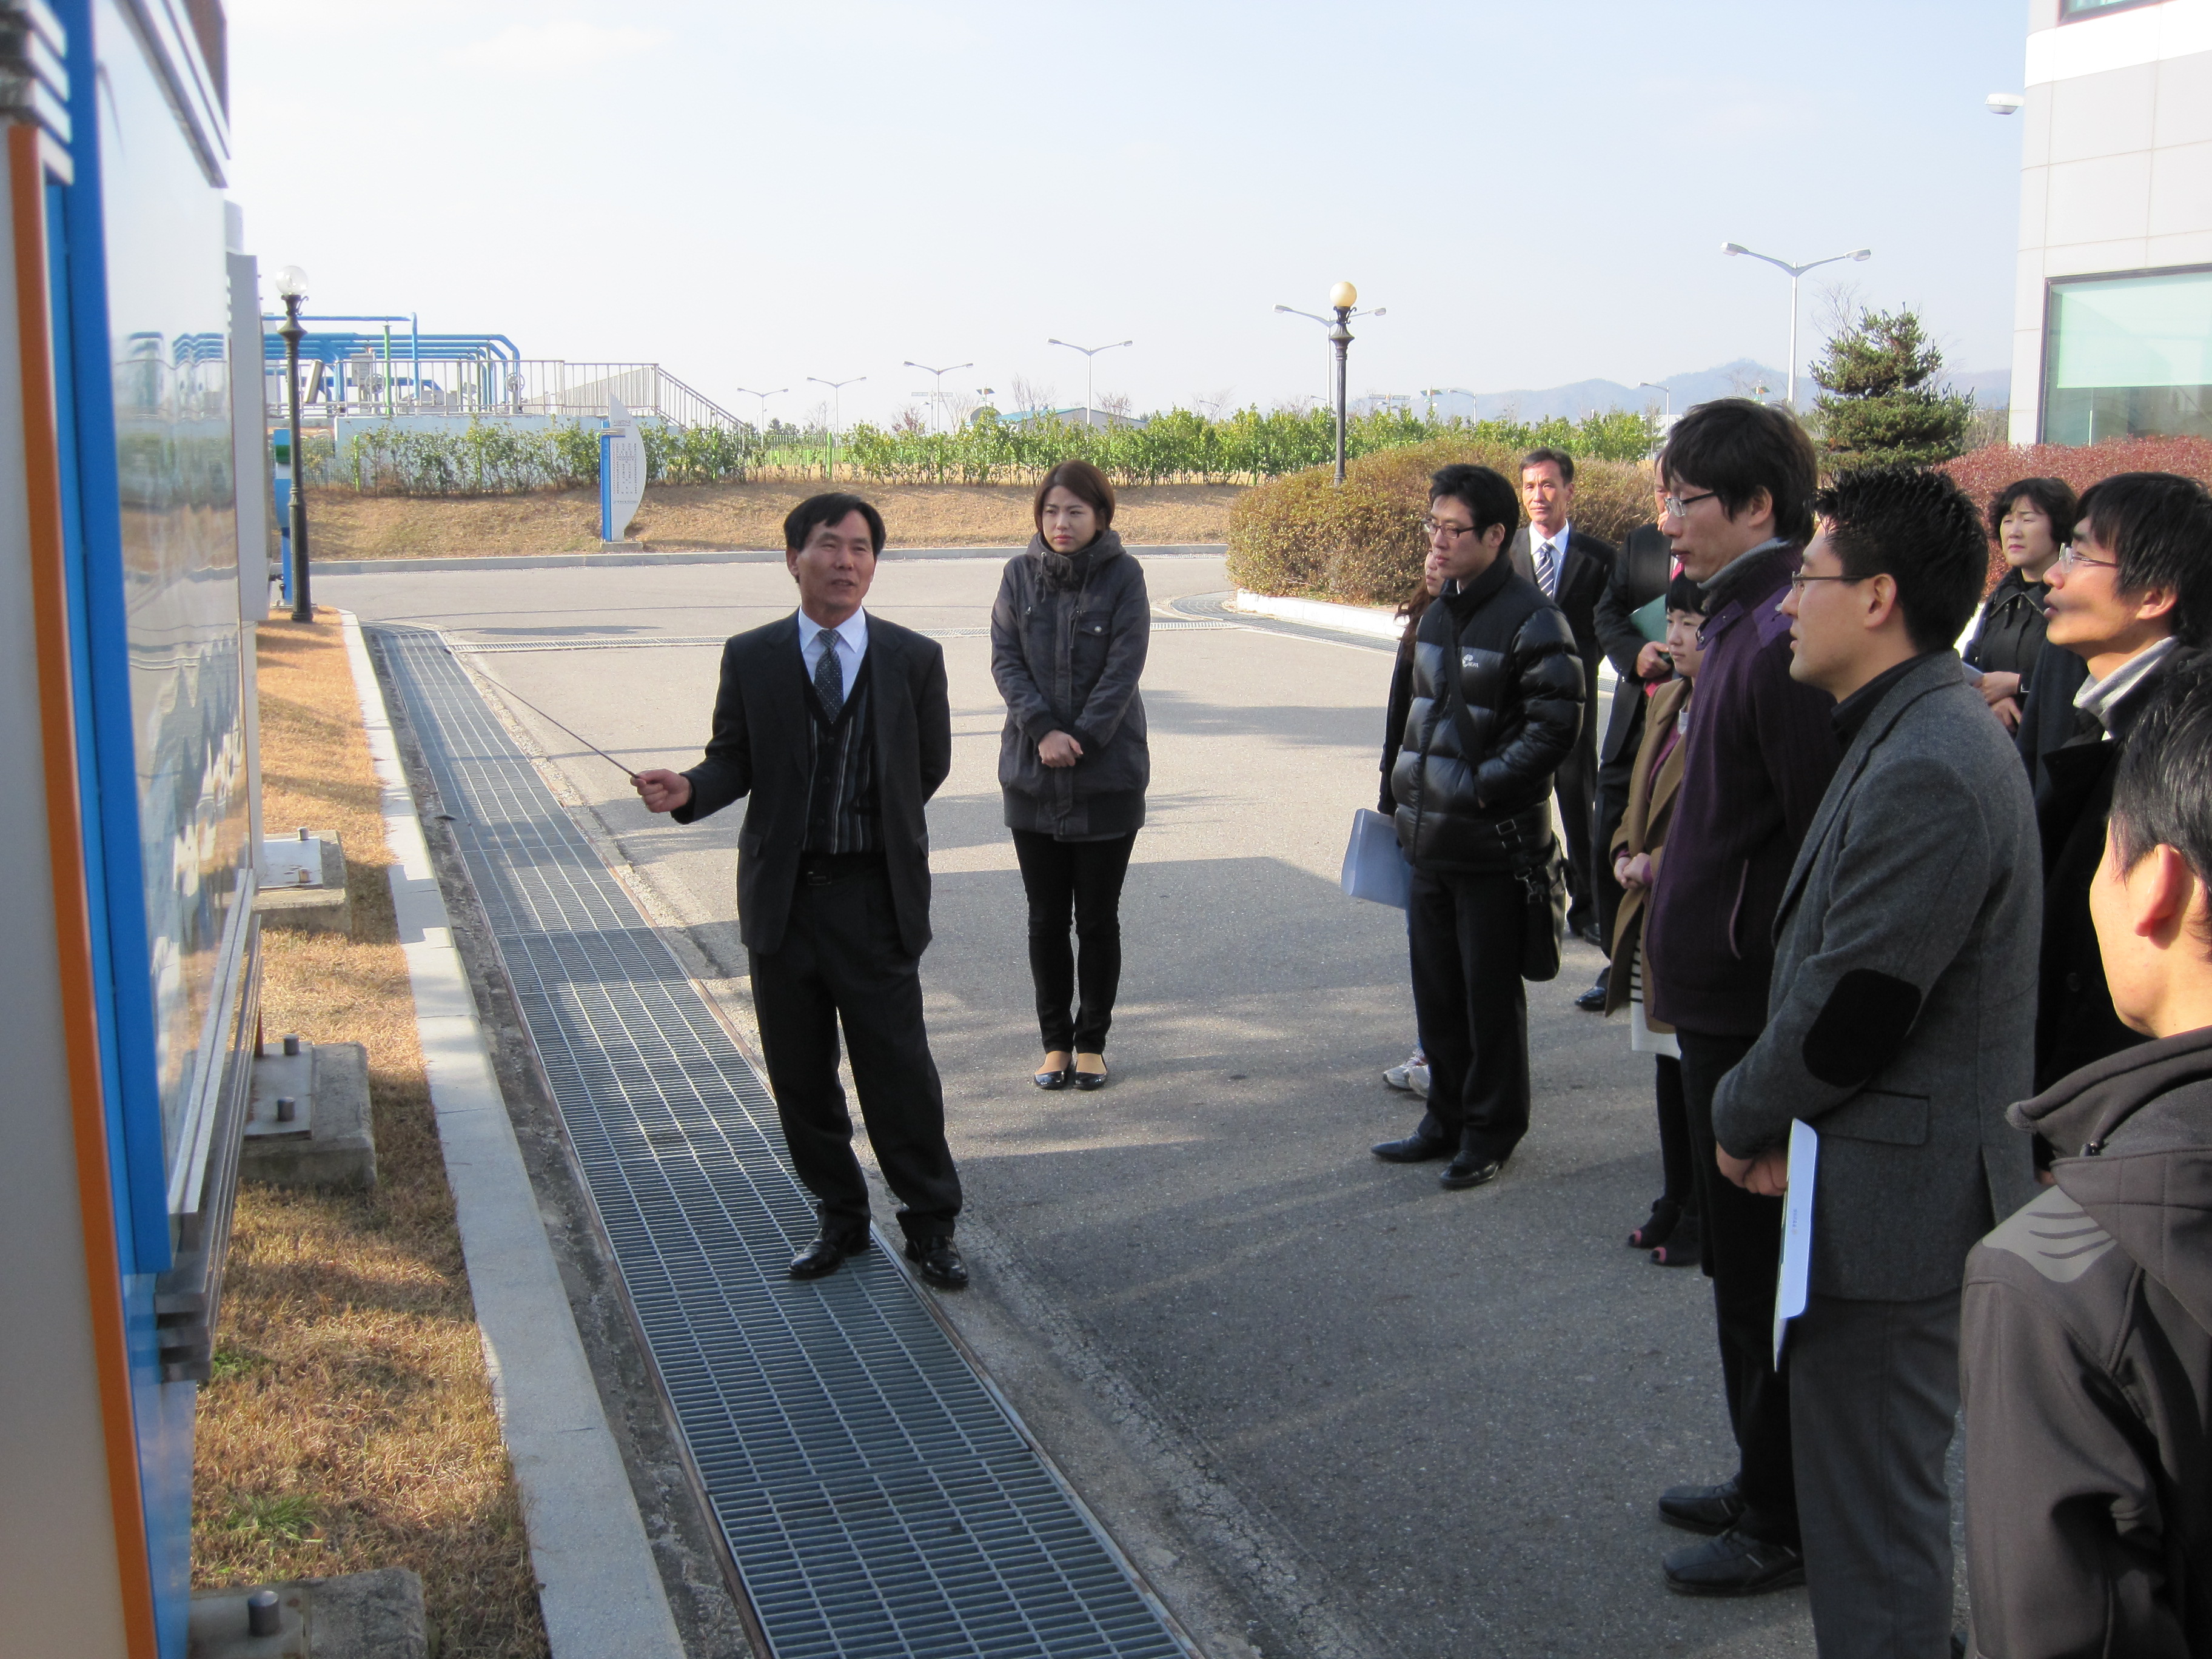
1712, 466, 2041, 1658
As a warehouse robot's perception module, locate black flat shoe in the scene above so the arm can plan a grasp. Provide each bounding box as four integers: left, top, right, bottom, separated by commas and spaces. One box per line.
1661, 1526, 1805, 1597
1439, 1153, 1503, 1190
1372, 1131, 1450, 1163
1074, 1054, 1108, 1091
789, 1230, 870, 1281
1658, 1476, 1747, 1536
1033, 1067, 1071, 1090
905, 1234, 968, 1290
1629, 1198, 1683, 1250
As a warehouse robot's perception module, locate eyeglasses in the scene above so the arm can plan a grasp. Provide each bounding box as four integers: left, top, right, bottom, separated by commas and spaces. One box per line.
1663, 491, 1718, 518
1786, 572, 1866, 595
2056, 543, 2118, 572
1422, 517, 1478, 539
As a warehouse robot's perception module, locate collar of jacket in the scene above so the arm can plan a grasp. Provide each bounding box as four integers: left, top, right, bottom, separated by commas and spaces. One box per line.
1444, 547, 1516, 617
1989, 566, 2048, 612
1696, 540, 1797, 644
1030, 527, 1126, 589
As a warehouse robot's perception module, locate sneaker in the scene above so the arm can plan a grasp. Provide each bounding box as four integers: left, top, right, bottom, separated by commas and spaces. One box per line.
1382, 1050, 1425, 1091
1407, 1062, 1430, 1099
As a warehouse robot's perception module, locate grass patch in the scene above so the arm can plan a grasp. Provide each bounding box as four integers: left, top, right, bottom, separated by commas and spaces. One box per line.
192, 609, 546, 1657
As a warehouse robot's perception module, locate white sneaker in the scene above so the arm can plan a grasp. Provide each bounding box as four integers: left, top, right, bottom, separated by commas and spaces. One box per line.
1407, 1063, 1431, 1100
1383, 1050, 1424, 1091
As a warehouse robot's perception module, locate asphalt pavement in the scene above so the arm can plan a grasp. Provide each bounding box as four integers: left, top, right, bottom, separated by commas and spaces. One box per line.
327, 554, 1822, 1659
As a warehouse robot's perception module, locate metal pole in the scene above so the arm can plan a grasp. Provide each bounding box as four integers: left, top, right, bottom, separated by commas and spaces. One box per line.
1788, 273, 1800, 411
1329, 306, 1352, 487
281, 297, 312, 622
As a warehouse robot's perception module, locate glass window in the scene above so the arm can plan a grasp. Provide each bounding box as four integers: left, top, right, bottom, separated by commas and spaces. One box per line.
2060, 0, 2165, 19
2043, 269, 2212, 444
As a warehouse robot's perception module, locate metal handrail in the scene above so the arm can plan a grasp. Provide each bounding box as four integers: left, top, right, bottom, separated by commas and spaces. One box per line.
266, 357, 744, 431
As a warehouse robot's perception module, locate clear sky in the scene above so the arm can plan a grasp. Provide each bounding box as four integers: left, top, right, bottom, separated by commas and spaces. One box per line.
227, 0, 2030, 427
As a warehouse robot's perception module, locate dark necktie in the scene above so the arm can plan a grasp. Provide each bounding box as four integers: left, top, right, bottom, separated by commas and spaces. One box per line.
1535, 539, 1558, 598
813, 628, 843, 718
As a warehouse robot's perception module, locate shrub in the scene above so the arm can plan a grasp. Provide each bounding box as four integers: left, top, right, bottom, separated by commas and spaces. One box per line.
1942, 435, 2212, 589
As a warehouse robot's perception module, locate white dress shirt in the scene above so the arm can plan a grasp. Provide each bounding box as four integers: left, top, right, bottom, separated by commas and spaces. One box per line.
798, 604, 869, 682
1530, 520, 1573, 594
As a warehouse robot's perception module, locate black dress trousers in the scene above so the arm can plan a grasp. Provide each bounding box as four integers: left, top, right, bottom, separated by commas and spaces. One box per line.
1406, 866, 1531, 1164
747, 865, 962, 1243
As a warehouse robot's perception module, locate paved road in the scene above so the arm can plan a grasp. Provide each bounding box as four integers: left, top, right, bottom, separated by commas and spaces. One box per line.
329, 555, 1821, 1658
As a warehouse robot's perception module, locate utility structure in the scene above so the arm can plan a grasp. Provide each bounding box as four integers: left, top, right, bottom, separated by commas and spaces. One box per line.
1045, 337, 1131, 427
1278, 282, 1385, 486
807, 375, 866, 482
903, 360, 973, 433
1721, 242, 1872, 410
276, 264, 312, 621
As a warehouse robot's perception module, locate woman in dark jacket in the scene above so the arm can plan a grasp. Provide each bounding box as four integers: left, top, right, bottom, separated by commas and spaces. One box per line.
1966, 476, 2076, 731
991, 460, 1150, 1092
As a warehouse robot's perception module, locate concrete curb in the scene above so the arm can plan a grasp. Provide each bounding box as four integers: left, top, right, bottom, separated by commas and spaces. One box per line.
338, 611, 686, 1659
317, 542, 1227, 576
1230, 589, 1403, 640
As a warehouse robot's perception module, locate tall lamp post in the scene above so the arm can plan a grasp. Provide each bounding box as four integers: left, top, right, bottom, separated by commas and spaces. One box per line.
807, 375, 865, 482
1721, 242, 1871, 410
902, 360, 973, 433
1421, 386, 1472, 421
734, 385, 786, 455
1637, 381, 1673, 426
275, 265, 312, 622
1277, 282, 1385, 486
1045, 338, 1131, 427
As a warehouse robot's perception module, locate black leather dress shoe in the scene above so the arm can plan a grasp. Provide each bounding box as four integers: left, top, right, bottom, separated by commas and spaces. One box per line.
1439, 1152, 1503, 1190
1574, 973, 1609, 1013
1658, 1476, 1748, 1535
789, 1230, 870, 1280
1371, 1131, 1450, 1163
1661, 1527, 1805, 1597
905, 1235, 968, 1290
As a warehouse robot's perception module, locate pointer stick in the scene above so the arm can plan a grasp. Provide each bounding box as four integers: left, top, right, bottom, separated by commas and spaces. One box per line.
490, 679, 642, 783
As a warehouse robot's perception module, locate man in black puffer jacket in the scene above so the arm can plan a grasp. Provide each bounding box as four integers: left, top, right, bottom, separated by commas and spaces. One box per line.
1375, 464, 1584, 1188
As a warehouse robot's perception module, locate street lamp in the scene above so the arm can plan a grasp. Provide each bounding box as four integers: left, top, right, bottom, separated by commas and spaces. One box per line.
902, 360, 973, 434
1721, 242, 1871, 410
1421, 386, 1472, 421
275, 264, 312, 622
1045, 338, 1131, 427
1637, 381, 1673, 425
734, 385, 787, 441
1276, 282, 1386, 486
807, 375, 865, 482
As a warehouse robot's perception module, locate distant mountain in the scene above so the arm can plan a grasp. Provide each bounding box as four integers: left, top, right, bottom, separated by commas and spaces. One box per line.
1366, 360, 2013, 423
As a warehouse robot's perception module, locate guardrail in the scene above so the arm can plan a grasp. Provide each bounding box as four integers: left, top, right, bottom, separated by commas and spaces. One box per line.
268, 358, 744, 432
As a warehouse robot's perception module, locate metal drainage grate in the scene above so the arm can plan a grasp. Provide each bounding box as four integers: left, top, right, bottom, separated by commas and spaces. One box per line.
371, 624, 1191, 1659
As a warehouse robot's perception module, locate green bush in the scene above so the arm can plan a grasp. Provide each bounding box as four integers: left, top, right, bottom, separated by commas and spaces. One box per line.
1228, 439, 1655, 605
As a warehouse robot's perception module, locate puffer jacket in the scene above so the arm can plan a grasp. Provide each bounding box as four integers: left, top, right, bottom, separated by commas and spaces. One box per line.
1962, 1026, 2212, 1659
1390, 551, 1583, 873
990, 529, 1150, 837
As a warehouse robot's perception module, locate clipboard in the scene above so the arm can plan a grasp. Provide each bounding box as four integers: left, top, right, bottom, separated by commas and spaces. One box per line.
1341, 808, 1412, 910
1772, 1120, 1818, 1366
1631, 593, 1669, 643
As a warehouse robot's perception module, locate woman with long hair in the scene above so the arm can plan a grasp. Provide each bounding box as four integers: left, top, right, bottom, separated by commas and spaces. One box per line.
990, 461, 1150, 1091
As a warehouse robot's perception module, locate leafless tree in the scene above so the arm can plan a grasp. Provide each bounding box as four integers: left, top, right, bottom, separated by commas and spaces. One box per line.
1193, 386, 1237, 420
893, 404, 928, 435
1008, 374, 1057, 415
1097, 390, 1134, 421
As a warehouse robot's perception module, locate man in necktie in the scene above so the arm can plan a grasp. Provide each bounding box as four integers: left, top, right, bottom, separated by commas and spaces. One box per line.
633, 493, 968, 1289
1511, 447, 1616, 947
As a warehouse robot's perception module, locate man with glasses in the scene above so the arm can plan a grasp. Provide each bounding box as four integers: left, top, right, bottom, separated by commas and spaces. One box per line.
1640, 399, 1839, 1596
1373, 464, 1583, 1190
2017, 471, 2212, 1096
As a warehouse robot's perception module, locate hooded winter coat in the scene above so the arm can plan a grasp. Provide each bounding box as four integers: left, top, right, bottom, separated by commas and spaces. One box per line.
990, 529, 1150, 839
1961, 1026, 2212, 1659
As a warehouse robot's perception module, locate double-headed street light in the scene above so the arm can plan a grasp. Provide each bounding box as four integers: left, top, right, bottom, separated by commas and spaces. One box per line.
806, 375, 865, 482
734, 385, 788, 444
902, 360, 973, 433
1045, 338, 1131, 427
1721, 242, 1872, 410
275, 264, 312, 622
1278, 282, 1386, 486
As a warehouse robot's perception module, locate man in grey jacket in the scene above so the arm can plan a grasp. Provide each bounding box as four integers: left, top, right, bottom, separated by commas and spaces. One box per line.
1712, 466, 2040, 1657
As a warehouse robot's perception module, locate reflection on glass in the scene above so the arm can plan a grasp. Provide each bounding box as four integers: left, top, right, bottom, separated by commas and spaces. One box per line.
2043, 269, 2212, 445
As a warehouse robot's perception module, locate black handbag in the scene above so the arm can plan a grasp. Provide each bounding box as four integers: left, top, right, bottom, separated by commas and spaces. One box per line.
1433, 608, 1567, 984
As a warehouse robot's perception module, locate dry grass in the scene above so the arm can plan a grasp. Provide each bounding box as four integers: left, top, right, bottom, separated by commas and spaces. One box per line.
193, 611, 546, 1658
304, 479, 1242, 560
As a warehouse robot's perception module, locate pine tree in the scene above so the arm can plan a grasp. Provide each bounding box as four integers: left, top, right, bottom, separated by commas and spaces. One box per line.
1809, 305, 1975, 468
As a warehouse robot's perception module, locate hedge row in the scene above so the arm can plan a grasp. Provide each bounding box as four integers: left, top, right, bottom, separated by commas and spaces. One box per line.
1943, 435, 2212, 589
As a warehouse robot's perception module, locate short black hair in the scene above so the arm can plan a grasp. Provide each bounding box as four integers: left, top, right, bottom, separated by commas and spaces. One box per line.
784, 491, 885, 555
2073, 472, 2212, 648
1812, 464, 1987, 654
1520, 446, 1575, 486
1429, 464, 1520, 548
1987, 475, 2079, 546
2109, 651, 2212, 951
1665, 571, 1706, 614
1658, 398, 1818, 542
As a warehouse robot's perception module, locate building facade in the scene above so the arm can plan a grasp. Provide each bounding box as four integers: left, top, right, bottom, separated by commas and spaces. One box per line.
2009, 0, 2212, 444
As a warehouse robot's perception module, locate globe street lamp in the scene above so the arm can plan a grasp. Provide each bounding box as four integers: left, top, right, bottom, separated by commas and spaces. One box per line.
807, 375, 865, 482
1045, 338, 1131, 428
1277, 282, 1386, 486
903, 360, 973, 434
275, 264, 312, 622
1721, 242, 1871, 410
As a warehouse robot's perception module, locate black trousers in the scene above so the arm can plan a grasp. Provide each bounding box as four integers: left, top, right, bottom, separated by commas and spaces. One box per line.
1406, 867, 1530, 1163
1011, 828, 1136, 1054
1592, 770, 1632, 957
1557, 713, 1600, 937
748, 866, 962, 1244
1652, 1053, 1694, 1213
1677, 1029, 1797, 1543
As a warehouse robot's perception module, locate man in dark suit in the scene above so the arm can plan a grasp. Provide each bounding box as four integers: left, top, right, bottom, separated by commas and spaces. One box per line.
634, 492, 968, 1289
1577, 475, 1677, 1011
1510, 447, 1615, 942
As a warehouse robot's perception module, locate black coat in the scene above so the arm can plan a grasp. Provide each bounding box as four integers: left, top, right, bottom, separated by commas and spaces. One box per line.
675, 612, 952, 957
2016, 636, 2096, 805
1390, 553, 1583, 873
1965, 569, 2051, 688
1512, 524, 1615, 720
1592, 521, 1675, 767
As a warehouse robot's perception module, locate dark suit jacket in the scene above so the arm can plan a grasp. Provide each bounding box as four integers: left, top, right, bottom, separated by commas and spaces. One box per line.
1511, 524, 1614, 675
674, 612, 953, 958
1592, 521, 1675, 768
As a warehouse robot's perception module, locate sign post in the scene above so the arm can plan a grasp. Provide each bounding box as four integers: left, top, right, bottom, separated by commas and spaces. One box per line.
599, 397, 646, 545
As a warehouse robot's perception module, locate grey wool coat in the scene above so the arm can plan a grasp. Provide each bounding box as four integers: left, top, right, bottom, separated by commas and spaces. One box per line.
1712, 653, 2042, 1302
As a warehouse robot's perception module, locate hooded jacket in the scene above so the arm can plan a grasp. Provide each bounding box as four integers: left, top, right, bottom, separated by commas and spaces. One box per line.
1961, 1027, 2212, 1659
990, 530, 1150, 838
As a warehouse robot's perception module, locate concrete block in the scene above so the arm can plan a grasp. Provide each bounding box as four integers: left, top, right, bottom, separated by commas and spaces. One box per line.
187, 1567, 427, 1659
256, 831, 353, 936
238, 1040, 377, 1191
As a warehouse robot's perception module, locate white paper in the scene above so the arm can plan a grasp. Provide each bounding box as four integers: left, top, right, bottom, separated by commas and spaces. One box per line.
1772, 1119, 1819, 1367
1340, 808, 1412, 910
